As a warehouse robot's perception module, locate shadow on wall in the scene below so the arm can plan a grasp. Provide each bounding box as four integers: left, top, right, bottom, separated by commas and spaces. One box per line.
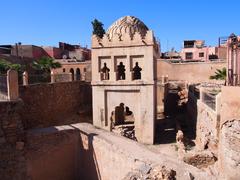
27, 125, 101, 180
76, 128, 101, 180
186, 89, 198, 139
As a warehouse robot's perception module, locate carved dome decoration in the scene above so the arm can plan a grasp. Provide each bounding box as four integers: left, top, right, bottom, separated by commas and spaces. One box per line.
106, 16, 149, 41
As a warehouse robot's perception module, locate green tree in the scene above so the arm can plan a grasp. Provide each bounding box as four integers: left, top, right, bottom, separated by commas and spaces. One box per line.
210, 67, 227, 84
32, 57, 61, 74
210, 67, 226, 80
0, 59, 25, 74
91, 19, 105, 38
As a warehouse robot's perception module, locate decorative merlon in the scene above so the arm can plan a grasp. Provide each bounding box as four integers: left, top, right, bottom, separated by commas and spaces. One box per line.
92, 30, 155, 48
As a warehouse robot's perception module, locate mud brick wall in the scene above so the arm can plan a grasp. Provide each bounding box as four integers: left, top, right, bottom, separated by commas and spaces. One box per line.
26, 123, 211, 180
195, 102, 219, 153
19, 81, 92, 129
26, 127, 80, 180
0, 100, 27, 180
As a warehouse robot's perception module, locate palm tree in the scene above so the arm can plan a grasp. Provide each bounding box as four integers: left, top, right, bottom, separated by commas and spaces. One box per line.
210, 67, 227, 85
32, 57, 61, 74
0, 59, 25, 74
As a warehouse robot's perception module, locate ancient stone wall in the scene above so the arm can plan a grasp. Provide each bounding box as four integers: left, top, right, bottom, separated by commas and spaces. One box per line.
187, 88, 220, 154
26, 123, 213, 180
219, 120, 240, 179
218, 86, 240, 179
19, 81, 92, 129
0, 101, 27, 180
157, 60, 226, 83
26, 127, 80, 180
195, 102, 219, 153
186, 88, 199, 137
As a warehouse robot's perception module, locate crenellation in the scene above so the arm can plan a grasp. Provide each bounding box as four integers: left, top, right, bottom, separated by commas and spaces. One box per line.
92, 29, 155, 48
144, 30, 154, 43
121, 32, 132, 42
132, 31, 143, 43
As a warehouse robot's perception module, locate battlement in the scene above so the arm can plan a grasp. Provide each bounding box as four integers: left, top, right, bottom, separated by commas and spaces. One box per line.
92, 30, 156, 48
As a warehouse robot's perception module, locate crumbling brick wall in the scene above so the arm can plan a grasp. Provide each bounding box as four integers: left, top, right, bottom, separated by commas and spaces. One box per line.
195, 102, 219, 153
19, 81, 92, 129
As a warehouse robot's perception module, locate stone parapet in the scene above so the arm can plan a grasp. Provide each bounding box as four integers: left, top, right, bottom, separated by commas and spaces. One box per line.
26, 123, 213, 180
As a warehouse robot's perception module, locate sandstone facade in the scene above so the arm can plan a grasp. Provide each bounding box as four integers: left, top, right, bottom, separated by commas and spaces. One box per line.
92, 16, 159, 144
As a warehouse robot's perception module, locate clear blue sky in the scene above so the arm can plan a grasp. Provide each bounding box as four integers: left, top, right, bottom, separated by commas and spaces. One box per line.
1, 0, 240, 51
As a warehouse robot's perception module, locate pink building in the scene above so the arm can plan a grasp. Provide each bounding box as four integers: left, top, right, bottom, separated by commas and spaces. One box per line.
42, 46, 63, 59
11, 44, 50, 59
6, 42, 91, 61
180, 40, 227, 61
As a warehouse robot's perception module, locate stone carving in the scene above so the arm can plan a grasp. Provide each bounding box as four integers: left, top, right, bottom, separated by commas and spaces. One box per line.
107, 16, 149, 41
92, 16, 156, 48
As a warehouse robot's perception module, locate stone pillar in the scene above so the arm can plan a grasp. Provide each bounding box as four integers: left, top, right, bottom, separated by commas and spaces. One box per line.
126, 56, 131, 81
165, 75, 169, 83
161, 75, 165, 84
67, 73, 73, 82
82, 72, 86, 81
51, 71, 55, 83
7, 69, 19, 101
110, 57, 116, 81
161, 75, 168, 84
22, 71, 28, 86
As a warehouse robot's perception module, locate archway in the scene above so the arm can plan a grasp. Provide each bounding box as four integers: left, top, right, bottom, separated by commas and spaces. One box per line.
70, 68, 74, 81
110, 103, 136, 140
133, 62, 142, 80
76, 68, 81, 80
117, 62, 126, 80
110, 103, 135, 126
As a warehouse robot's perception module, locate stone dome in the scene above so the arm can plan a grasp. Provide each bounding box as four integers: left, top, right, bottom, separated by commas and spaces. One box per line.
106, 16, 149, 40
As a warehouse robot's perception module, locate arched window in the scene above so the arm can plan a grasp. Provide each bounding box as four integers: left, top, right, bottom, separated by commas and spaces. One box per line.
110, 103, 134, 127
117, 62, 125, 80
133, 62, 142, 80
63, 68, 66, 73
70, 68, 74, 81
101, 63, 110, 80
76, 68, 81, 80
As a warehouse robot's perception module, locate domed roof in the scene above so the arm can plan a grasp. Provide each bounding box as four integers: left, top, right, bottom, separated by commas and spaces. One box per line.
107, 16, 149, 40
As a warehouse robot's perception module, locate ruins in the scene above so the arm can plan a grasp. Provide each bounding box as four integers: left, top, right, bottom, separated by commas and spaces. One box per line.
0, 15, 240, 180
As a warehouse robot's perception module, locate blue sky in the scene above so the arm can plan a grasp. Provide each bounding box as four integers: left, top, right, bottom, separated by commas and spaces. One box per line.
1, 0, 240, 51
